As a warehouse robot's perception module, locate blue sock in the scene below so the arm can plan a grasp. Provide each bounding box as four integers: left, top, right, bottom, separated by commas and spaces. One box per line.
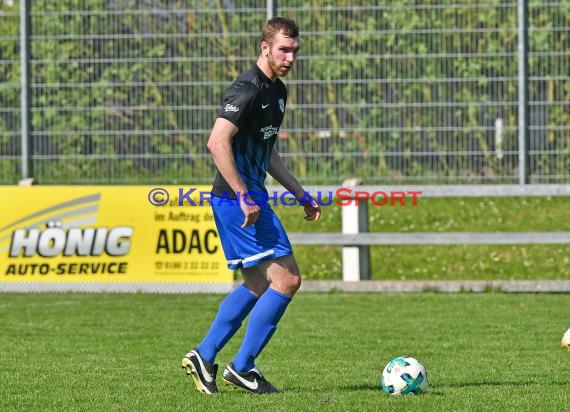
197, 284, 258, 364
232, 288, 292, 372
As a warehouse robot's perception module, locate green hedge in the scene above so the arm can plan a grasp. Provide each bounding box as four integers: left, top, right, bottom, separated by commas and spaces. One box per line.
1, 1, 568, 184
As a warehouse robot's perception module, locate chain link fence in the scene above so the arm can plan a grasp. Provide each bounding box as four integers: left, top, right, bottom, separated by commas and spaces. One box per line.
1, 1, 569, 185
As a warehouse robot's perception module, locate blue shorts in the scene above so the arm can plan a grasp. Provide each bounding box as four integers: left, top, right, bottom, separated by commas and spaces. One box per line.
211, 196, 293, 270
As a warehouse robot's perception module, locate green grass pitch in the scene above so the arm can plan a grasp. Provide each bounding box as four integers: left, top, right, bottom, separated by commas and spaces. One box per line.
1, 292, 568, 411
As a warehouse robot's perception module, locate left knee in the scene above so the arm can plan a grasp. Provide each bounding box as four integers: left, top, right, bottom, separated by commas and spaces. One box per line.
275, 273, 301, 297
289, 274, 302, 294
267, 255, 302, 297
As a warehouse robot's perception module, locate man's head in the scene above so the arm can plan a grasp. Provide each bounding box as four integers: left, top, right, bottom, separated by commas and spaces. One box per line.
261, 17, 299, 43
259, 17, 300, 79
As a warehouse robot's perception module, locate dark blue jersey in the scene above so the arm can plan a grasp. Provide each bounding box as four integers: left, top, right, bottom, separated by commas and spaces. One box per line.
211, 65, 287, 200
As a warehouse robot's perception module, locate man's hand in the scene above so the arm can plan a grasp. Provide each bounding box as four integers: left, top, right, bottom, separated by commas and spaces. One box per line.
240, 194, 260, 228
301, 196, 321, 221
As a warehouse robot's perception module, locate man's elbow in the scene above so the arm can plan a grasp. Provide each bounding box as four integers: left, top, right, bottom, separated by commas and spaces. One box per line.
206, 138, 217, 155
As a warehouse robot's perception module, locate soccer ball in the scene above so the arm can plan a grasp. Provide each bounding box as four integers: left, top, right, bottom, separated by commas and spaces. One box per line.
562, 328, 570, 351
381, 356, 428, 395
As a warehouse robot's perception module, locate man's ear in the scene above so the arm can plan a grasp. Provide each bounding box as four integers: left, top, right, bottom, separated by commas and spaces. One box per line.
261, 41, 270, 56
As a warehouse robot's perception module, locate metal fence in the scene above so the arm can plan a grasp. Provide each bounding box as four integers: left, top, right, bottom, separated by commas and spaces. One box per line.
1, 1, 569, 185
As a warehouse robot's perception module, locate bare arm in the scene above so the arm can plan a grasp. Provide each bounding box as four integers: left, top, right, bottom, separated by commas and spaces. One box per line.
206, 117, 260, 228
268, 146, 321, 221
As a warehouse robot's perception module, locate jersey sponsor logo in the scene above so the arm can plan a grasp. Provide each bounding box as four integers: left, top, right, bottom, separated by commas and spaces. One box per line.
224, 104, 239, 113
260, 125, 279, 140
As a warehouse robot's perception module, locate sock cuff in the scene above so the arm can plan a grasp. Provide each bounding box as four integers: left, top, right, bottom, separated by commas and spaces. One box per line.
237, 284, 259, 302
265, 287, 292, 302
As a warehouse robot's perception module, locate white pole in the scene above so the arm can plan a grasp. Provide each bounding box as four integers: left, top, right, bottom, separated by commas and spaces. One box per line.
517, 0, 529, 184
267, 0, 276, 20
20, 0, 32, 179
341, 179, 370, 281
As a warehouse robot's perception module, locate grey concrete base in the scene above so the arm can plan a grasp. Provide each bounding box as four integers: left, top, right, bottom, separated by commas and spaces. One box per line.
0, 282, 234, 294
299, 280, 570, 293
1, 280, 569, 294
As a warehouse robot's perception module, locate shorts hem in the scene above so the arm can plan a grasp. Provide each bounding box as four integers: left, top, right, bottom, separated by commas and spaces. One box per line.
227, 249, 293, 270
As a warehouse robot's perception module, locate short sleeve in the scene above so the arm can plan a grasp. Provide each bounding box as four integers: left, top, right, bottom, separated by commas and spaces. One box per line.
218, 81, 258, 128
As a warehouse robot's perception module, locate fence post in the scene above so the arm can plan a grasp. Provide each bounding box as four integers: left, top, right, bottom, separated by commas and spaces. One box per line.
341, 179, 371, 281
517, 0, 529, 184
267, 0, 276, 20
20, 0, 32, 180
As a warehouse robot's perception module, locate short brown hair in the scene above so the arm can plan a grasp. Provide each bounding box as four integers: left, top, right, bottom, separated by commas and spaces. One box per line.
261, 17, 299, 43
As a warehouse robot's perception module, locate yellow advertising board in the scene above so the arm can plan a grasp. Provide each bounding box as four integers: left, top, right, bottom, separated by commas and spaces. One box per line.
0, 186, 233, 288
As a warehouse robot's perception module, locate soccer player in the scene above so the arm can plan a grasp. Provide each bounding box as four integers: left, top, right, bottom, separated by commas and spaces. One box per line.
181, 17, 321, 394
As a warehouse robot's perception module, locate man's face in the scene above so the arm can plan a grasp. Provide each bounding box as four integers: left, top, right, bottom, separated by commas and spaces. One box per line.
264, 30, 300, 78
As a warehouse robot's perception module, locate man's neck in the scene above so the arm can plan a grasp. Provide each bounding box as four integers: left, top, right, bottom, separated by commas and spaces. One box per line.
256, 58, 276, 82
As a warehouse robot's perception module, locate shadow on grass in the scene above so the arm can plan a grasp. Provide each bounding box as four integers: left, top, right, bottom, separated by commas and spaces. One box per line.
447, 379, 570, 388
339, 383, 446, 397
280, 382, 379, 393
338, 383, 382, 391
